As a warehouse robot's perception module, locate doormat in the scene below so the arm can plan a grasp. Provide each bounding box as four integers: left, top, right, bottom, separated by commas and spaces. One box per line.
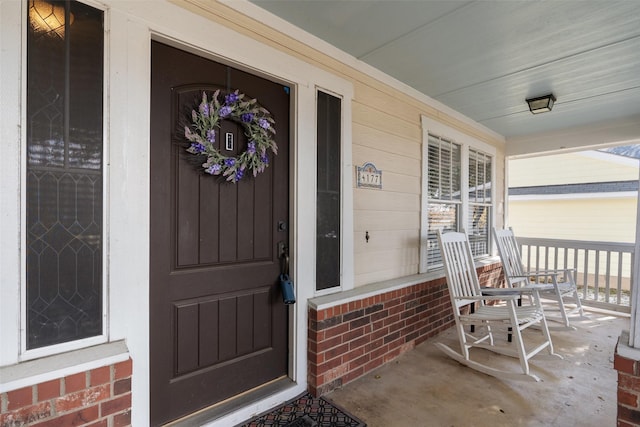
239, 392, 366, 427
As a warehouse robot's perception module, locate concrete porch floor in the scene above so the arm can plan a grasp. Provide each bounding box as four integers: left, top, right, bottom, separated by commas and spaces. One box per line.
327, 308, 629, 427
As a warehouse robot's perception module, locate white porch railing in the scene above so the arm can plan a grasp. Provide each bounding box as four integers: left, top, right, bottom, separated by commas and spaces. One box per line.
516, 237, 635, 313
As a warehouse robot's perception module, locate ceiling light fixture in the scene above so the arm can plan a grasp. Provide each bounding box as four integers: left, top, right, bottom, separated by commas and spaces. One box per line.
526, 94, 556, 114
29, 0, 74, 39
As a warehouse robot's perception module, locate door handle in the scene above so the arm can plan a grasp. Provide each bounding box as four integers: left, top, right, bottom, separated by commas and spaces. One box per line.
278, 241, 289, 275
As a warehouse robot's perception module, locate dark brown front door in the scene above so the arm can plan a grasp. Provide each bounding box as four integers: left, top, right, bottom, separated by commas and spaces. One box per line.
149, 41, 290, 426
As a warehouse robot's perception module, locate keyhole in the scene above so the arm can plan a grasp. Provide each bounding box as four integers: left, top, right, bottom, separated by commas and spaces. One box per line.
365, 231, 370, 243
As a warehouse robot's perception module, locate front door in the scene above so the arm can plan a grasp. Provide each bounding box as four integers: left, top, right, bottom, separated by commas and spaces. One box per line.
149, 41, 290, 425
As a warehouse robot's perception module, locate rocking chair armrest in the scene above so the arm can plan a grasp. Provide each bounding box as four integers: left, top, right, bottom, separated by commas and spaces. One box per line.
482, 284, 551, 294
534, 267, 576, 273
511, 268, 576, 277
454, 293, 520, 302
511, 272, 562, 279
518, 283, 555, 291
479, 287, 521, 296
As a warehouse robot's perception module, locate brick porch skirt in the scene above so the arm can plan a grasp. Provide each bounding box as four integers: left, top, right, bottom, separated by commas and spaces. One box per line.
0, 358, 132, 427
308, 263, 503, 396
615, 331, 640, 426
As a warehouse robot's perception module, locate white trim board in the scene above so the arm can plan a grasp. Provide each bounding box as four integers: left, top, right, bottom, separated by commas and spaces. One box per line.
509, 192, 637, 201
0, 341, 129, 394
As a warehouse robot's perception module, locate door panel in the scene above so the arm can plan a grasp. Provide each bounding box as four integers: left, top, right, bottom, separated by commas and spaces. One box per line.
150, 41, 290, 425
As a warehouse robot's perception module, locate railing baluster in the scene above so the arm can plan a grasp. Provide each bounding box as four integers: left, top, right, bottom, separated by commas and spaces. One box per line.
618, 251, 624, 305
585, 249, 592, 301
544, 245, 550, 273
564, 247, 570, 283
605, 250, 611, 304
595, 249, 600, 301
575, 247, 585, 300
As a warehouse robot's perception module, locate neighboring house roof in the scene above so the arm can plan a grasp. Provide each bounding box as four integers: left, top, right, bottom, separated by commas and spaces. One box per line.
600, 144, 640, 160
510, 180, 638, 196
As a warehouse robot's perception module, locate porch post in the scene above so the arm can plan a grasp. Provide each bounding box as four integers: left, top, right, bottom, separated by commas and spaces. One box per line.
630, 161, 640, 347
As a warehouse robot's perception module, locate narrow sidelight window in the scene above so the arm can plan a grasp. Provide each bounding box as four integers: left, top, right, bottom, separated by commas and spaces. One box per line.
26, 0, 104, 349
316, 91, 342, 291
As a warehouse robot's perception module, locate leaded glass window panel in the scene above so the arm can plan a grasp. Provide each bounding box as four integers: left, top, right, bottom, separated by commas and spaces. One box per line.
26, 0, 104, 349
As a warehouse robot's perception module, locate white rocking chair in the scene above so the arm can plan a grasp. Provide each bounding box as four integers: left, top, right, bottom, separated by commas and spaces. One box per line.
493, 227, 585, 329
435, 230, 559, 382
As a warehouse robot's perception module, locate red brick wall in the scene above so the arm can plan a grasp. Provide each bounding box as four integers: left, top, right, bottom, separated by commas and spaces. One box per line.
0, 358, 132, 427
615, 336, 640, 427
308, 263, 503, 396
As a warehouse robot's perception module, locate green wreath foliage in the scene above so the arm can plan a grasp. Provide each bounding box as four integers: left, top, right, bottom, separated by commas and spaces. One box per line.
185, 90, 277, 183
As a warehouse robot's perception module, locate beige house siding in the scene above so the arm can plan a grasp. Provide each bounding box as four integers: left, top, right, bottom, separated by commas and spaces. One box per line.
509, 197, 636, 243
509, 151, 639, 187
509, 150, 637, 243
352, 97, 422, 285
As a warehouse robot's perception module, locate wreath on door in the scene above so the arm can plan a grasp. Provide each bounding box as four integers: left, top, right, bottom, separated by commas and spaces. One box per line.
185, 90, 277, 183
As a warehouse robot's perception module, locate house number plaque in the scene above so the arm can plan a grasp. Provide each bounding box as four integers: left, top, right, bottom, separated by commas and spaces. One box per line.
356, 162, 382, 189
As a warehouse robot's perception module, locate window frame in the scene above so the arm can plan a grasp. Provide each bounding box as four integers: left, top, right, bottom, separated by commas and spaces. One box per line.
420, 115, 496, 273
467, 148, 493, 258
19, 0, 110, 361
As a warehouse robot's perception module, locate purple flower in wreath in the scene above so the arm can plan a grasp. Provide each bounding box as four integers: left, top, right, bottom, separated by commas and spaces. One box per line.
190, 142, 206, 153
247, 141, 256, 154
235, 168, 244, 180
199, 102, 209, 117
241, 113, 254, 123
224, 158, 236, 167
220, 106, 232, 118
206, 130, 215, 143
260, 153, 269, 164
259, 118, 270, 129
206, 163, 221, 175
225, 92, 239, 104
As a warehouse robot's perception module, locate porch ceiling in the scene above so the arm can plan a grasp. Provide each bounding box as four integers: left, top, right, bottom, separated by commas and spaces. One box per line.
250, 0, 640, 141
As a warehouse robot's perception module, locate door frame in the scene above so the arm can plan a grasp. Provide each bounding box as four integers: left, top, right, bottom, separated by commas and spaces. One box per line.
51, 1, 355, 424
149, 41, 294, 425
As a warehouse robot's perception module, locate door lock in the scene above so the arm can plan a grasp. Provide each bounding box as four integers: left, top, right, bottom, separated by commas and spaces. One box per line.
277, 241, 288, 259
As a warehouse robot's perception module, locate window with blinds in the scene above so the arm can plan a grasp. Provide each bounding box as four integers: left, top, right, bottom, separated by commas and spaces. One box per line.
426, 134, 461, 267
423, 131, 494, 270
